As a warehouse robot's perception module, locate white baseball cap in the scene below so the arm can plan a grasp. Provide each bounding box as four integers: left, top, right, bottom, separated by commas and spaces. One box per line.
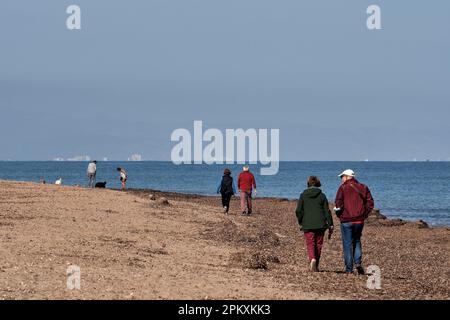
339, 169, 355, 178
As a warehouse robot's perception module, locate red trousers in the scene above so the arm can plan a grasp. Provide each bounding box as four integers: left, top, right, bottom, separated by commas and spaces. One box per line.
304, 230, 325, 262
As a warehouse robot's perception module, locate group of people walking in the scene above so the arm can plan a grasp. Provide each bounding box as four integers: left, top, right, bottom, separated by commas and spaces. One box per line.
87, 160, 374, 275
217, 166, 374, 275
217, 165, 257, 215
86, 160, 128, 190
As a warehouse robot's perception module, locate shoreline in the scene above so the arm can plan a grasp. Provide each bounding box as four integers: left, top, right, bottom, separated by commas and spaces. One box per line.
1, 180, 449, 299
1, 168, 450, 228
125, 187, 448, 230
1, 175, 448, 228
1, 177, 448, 228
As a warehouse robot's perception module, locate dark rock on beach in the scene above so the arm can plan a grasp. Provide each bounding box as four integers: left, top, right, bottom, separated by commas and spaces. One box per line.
380, 218, 407, 227
369, 209, 387, 220
156, 197, 170, 206
415, 220, 429, 229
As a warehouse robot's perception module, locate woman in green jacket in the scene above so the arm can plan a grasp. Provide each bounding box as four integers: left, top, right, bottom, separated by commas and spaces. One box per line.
295, 176, 334, 272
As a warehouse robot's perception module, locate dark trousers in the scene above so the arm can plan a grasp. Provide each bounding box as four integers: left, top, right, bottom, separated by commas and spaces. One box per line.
88, 173, 96, 188
221, 192, 232, 212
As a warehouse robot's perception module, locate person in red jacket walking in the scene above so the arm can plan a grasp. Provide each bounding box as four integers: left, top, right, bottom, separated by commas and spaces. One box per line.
237, 165, 257, 215
334, 169, 374, 275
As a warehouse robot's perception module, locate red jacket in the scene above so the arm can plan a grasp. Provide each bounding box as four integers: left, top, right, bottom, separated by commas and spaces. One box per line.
238, 171, 256, 192
335, 179, 374, 223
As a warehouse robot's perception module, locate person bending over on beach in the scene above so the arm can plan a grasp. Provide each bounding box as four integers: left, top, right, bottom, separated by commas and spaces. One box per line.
334, 169, 374, 275
87, 160, 97, 188
295, 176, 334, 272
216, 168, 237, 215
117, 167, 128, 191
237, 165, 257, 215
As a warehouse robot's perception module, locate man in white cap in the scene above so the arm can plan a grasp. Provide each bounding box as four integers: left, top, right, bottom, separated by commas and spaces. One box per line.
334, 169, 374, 275
237, 165, 257, 215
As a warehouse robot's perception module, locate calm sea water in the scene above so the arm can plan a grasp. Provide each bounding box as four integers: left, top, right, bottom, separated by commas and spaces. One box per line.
1, 161, 449, 226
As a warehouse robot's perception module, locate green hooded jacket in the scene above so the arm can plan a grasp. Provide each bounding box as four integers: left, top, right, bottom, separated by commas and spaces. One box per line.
295, 187, 333, 232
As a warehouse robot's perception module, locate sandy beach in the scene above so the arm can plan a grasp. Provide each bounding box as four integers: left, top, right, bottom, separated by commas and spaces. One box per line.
0, 180, 449, 300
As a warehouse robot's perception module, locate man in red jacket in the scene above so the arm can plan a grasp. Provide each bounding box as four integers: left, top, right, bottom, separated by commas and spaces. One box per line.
334, 169, 374, 275
238, 165, 257, 215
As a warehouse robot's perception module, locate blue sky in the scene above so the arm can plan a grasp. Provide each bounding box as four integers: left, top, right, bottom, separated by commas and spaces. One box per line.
1, 0, 449, 160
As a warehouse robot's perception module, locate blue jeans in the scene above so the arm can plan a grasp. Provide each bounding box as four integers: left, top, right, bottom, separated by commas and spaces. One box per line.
340, 222, 364, 272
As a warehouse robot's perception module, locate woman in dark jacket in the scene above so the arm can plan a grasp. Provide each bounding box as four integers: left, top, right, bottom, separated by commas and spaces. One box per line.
295, 176, 334, 272
217, 168, 237, 214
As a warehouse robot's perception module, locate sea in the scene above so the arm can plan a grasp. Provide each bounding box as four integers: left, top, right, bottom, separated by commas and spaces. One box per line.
1, 161, 449, 226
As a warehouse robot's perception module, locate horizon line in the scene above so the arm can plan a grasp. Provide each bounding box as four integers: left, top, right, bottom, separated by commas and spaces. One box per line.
0, 160, 449, 163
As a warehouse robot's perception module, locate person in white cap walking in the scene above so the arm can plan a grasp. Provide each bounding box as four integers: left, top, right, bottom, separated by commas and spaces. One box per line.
237, 165, 257, 215
334, 169, 374, 275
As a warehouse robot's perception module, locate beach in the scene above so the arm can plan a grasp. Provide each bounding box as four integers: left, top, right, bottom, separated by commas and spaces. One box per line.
0, 180, 449, 300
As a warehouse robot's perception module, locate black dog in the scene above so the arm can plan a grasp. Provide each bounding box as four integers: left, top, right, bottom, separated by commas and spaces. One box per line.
95, 181, 107, 188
